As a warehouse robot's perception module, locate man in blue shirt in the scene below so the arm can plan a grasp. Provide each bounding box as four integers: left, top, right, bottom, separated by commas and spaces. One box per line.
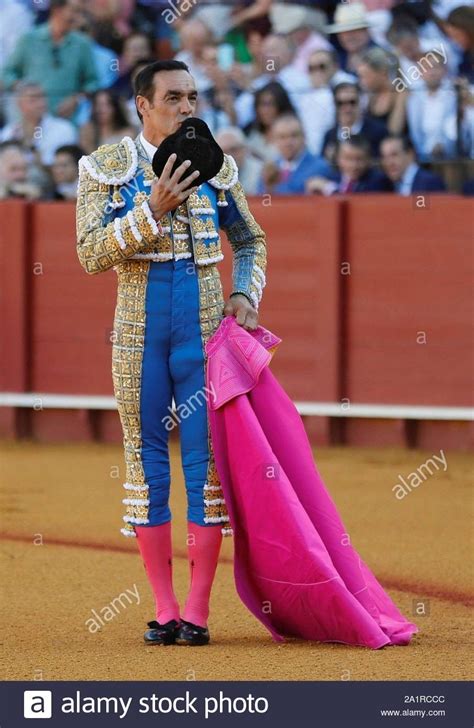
258, 114, 333, 194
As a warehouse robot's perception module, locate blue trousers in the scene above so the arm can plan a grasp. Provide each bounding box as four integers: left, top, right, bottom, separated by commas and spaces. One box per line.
139, 258, 212, 526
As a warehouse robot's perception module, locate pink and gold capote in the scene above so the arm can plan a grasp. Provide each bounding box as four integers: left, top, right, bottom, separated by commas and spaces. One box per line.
205, 316, 419, 649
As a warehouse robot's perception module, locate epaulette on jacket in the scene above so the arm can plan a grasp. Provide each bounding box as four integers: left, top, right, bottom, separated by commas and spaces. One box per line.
78, 136, 138, 187
208, 154, 239, 191
208, 154, 239, 207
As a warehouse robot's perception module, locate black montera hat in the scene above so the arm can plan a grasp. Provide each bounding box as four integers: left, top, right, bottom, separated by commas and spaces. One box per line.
152, 117, 224, 187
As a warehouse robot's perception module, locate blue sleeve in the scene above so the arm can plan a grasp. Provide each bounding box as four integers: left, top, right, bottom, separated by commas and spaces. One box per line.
217, 181, 267, 310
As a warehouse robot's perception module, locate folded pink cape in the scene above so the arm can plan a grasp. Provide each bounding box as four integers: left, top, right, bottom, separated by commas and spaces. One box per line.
205, 316, 418, 648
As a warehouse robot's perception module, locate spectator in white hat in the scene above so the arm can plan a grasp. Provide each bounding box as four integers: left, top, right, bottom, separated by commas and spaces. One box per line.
326, 2, 379, 75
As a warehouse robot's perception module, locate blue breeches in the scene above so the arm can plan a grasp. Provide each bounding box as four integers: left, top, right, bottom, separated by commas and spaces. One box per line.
139, 258, 211, 526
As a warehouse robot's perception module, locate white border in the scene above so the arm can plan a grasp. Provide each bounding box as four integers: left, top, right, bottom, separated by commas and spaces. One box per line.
0, 392, 472, 421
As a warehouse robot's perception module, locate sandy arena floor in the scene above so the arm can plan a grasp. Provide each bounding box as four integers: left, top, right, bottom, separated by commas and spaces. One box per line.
0, 440, 472, 681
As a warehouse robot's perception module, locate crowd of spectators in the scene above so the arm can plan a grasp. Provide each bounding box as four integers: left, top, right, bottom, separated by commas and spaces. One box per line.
0, 0, 472, 201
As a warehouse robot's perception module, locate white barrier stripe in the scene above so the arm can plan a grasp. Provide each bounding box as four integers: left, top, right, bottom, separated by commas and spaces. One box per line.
0, 393, 472, 421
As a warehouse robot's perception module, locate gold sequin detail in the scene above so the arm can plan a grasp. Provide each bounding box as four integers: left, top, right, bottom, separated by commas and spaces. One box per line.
133, 191, 149, 206
77, 173, 151, 274
194, 240, 223, 261
112, 261, 150, 530
190, 216, 218, 237
121, 216, 140, 248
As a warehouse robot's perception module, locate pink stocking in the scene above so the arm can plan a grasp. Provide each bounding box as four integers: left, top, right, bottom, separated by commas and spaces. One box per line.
181, 521, 223, 628
135, 521, 180, 625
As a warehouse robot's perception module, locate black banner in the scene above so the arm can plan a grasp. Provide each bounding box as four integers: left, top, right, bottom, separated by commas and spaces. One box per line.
1, 681, 472, 727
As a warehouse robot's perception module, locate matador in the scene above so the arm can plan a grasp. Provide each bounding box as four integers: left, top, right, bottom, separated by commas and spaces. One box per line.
76, 60, 267, 647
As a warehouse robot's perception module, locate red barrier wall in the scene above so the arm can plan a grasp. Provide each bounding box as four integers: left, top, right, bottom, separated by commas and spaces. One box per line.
31, 203, 116, 395
1, 195, 473, 449
344, 195, 473, 407
0, 200, 29, 393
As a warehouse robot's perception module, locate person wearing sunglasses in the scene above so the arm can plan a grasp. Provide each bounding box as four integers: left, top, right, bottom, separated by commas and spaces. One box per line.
321, 82, 386, 164
307, 50, 356, 90
293, 50, 356, 155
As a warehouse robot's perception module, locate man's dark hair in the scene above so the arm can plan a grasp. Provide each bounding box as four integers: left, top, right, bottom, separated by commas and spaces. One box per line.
333, 82, 361, 99
131, 57, 158, 76
272, 113, 303, 131
49, 0, 69, 12
380, 134, 414, 154
0, 140, 24, 155
386, 17, 419, 46
252, 81, 296, 133
133, 60, 191, 122
54, 144, 84, 166
337, 134, 371, 156
309, 48, 339, 66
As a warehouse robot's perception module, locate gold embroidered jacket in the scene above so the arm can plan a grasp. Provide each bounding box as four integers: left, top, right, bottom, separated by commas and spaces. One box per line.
75, 135, 267, 537
76, 134, 267, 310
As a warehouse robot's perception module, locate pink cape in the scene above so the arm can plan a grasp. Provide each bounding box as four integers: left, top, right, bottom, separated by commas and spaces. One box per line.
205, 316, 419, 649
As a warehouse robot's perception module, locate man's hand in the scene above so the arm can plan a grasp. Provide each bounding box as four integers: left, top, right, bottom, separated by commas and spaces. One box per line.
262, 161, 280, 189
305, 176, 329, 194
149, 154, 200, 220
224, 294, 258, 330
56, 94, 79, 118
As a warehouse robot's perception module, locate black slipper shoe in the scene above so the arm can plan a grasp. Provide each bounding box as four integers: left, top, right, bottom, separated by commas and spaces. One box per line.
175, 619, 210, 646
143, 619, 180, 645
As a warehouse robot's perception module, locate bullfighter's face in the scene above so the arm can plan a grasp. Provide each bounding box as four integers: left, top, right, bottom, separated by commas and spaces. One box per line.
137, 70, 198, 147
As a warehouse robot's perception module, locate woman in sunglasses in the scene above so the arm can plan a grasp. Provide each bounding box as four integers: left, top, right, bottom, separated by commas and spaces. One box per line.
321, 81, 386, 164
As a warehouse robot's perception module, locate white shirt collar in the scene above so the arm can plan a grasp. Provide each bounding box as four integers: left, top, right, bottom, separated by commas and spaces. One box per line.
279, 149, 306, 171
398, 162, 419, 194
140, 132, 158, 162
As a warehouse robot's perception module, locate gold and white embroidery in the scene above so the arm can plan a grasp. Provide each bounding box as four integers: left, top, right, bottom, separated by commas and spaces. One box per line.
77, 142, 268, 539
111, 261, 151, 537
